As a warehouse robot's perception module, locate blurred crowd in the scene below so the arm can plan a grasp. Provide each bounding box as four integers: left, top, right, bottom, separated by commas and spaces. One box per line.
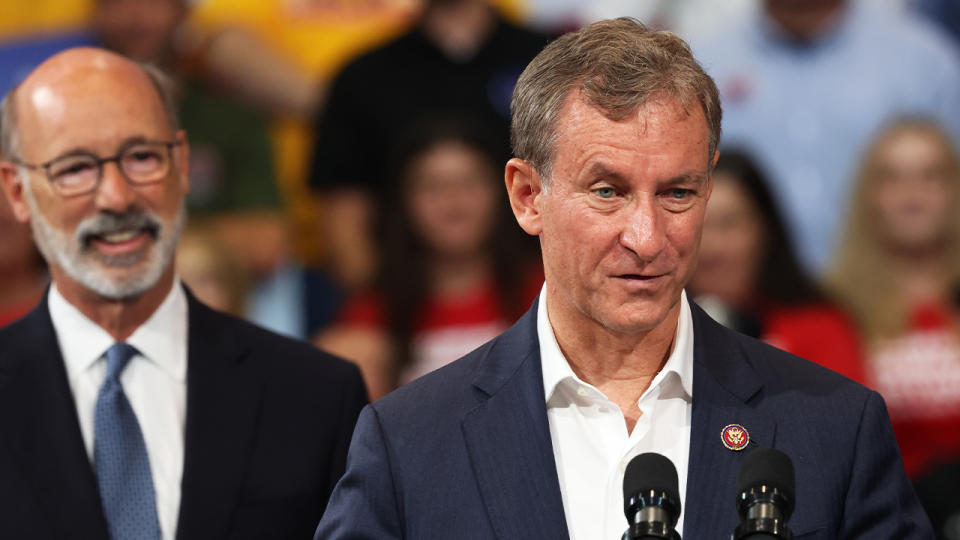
2, 0, 960, 536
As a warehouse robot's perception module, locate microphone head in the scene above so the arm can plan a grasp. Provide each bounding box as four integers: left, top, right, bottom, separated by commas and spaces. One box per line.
737, 448, 796, 518
623, 452, 681, 520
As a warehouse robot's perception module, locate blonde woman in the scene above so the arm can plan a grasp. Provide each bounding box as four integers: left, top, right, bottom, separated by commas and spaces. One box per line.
828, 117, 960, 480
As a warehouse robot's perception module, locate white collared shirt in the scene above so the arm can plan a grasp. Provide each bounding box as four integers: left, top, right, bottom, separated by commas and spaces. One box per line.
49, 282, 187, 540
539, 286, 694, 540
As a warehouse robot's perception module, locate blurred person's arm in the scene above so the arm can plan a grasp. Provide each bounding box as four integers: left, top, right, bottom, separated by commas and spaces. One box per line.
318, 190, 377, 291
313, 289, 395, 401
207, 211, 289, 279
184, 25, 322, 118
314, 323, 393, 402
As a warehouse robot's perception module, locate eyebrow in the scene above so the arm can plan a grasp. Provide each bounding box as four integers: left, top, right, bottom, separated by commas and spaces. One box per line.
43, 136, 154, 164
584, 162, 709, 187
663, 172, 709, 187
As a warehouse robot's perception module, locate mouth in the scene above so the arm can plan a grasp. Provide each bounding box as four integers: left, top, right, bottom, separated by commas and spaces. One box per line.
616, 273, 666, 280
613, 272, 669, 290
84, 224, 159, 256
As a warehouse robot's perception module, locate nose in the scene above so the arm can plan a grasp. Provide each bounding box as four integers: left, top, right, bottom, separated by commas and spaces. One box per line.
619, 196, 666, 262
93, 161, 137, 212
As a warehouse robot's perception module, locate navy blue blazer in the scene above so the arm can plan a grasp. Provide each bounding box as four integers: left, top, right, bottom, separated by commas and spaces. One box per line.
0, 288, 368, 540
317, 297, 933, 539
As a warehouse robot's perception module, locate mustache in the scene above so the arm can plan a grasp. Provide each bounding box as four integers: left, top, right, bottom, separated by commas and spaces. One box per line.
75, 209, 161, 244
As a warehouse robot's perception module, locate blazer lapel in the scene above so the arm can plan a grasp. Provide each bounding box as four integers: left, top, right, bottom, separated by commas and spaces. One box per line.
461, 302, 570, 540
0, 300, 110, 539
176, 292, 265, 540
683, 301, 777, 539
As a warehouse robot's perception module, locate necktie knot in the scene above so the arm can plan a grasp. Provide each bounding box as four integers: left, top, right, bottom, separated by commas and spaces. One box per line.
104, 342, 139, 383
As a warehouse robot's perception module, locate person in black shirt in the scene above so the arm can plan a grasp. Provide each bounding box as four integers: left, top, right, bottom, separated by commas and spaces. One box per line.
309, 0, 548, 291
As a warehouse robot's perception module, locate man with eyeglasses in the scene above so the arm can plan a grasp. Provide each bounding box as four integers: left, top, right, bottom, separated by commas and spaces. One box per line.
0, 47, 367, 540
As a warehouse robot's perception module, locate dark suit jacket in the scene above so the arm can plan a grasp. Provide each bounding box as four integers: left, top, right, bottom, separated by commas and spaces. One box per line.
0, 288, 367, 539
317, 297, 933, 539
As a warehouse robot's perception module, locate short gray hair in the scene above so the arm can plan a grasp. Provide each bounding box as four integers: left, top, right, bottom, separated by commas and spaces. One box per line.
0, 90, 19, 161
0, 60, 179, 161
510, 17, 722, 181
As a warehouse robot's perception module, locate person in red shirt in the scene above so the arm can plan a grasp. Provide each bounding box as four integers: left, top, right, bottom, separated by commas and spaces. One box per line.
688, 150, 863, 381
316, 119, 542, 400
828, 117, 960, 481
0, 189, 46, 327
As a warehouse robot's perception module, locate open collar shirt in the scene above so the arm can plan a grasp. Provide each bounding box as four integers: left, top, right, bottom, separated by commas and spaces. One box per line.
49, 281, 188, 540
539, 287, 694, 539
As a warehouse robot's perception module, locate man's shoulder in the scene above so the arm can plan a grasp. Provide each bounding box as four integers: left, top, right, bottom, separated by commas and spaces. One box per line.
0, 298, 54, 361
188, 297, 361, 383
376, 298, 539, 404
0, 302, 44, 337
694, 303, 873, 405
718, 319, 884, 448
739, 328, 863, 388
374, 335, 494, 416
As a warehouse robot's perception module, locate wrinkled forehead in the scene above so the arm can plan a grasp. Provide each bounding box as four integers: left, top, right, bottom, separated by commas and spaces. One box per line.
552, 91, 712, 169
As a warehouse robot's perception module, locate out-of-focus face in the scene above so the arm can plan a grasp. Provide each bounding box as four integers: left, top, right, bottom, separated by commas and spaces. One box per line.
689, 173, 765, 308
870, 128, 958, 253
93, 0, 185, 62
764, 0, 846, 40
520, 93, 713, 335
1, 50, 190, 300
405, 141, 499, 258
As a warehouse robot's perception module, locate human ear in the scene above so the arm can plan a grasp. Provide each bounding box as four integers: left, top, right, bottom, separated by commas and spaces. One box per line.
0, 161, 33, 222
504, 158, 543, 236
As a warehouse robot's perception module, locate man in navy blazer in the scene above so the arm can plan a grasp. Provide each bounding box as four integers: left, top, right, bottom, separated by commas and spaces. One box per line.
0, 48, 366, 539
317, 18, 933, 539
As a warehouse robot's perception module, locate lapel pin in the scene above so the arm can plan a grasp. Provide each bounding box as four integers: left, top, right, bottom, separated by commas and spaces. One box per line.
721, 424, 750, 451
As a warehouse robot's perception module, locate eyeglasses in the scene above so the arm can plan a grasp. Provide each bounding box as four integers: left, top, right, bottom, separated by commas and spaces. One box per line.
11, 140, 182, 197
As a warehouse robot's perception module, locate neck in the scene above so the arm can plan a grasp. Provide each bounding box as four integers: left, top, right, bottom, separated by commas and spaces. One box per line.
52, 268, 176, 342
888, 243, 953, 304
547, 284, 680, 432
430, 252, 491, 298
420, 0, 496, 60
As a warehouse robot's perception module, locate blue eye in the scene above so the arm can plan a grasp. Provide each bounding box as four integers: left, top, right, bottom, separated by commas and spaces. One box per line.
669, 189, 691, 199
594, 187, 616, 199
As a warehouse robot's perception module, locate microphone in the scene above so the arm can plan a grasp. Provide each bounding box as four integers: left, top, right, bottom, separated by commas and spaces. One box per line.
734, 448, 796, 540
622, 452, 682, 540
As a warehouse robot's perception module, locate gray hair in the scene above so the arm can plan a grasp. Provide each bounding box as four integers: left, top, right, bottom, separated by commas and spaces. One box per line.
510, 17, 722, 182
0, 60, 179, 162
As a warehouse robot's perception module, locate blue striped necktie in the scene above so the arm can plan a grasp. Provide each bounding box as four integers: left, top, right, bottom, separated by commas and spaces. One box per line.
95, 342, 161, 540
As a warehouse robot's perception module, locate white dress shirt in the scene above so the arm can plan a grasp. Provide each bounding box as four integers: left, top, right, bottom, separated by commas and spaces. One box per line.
539, 287, 694, 540
49, 282, 187, 540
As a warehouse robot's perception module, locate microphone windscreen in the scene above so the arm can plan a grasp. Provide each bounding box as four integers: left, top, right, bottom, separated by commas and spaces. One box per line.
737, 448, 796, 505
623, 452, 681, 506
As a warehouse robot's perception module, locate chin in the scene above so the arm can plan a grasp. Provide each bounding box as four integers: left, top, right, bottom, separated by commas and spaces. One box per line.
595, 304, 674, 335
70, 255, 172, 300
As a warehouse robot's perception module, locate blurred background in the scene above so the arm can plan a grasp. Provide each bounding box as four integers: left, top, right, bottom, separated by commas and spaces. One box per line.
2, 0, 959, 536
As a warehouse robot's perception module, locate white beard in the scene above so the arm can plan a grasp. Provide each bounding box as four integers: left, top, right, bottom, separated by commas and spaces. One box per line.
22, 177, 186, 300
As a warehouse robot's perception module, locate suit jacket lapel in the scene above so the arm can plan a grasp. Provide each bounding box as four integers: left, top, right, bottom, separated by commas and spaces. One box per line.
176, 291, 265, 540
683, 301, 777, 539
0, 299, 110, 539
461, 301, 570, 540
